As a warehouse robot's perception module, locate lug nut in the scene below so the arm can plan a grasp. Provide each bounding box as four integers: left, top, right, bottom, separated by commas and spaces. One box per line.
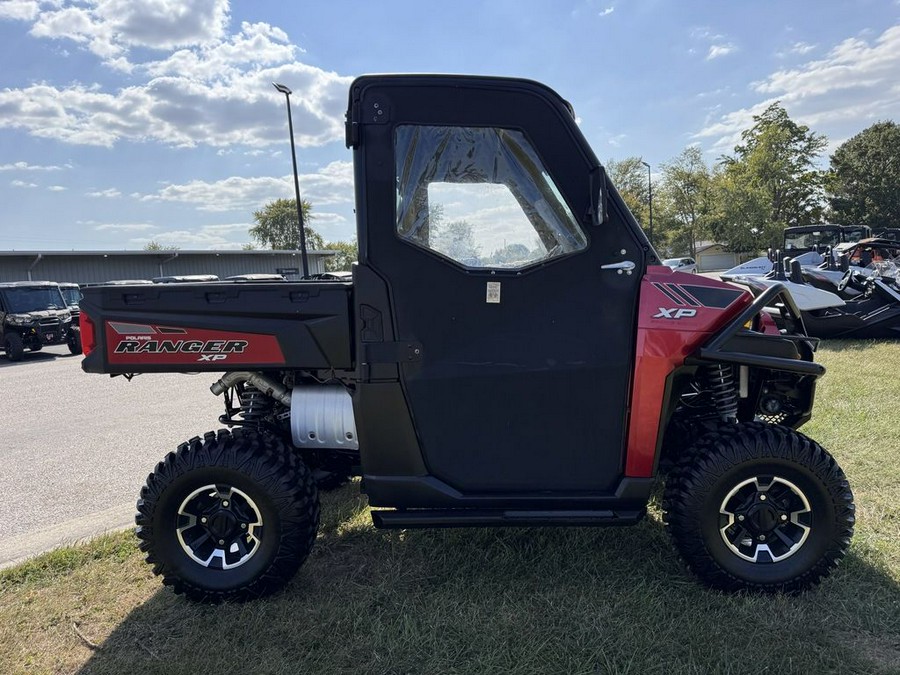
758, 535, 766, 542
759, 494, 767, 501
780, 514, 788, 521
241, 523, 247, 529
201, 517, 208, 524
222, 500, 229, 507
218, 539, 225, 545
737, 515, 745, 522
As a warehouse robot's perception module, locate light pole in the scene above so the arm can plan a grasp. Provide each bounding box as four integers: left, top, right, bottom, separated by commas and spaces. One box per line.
273, 82, 310, 279
640, 160, 653, 246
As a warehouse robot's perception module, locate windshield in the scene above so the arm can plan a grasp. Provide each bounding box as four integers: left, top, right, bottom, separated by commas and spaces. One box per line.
842, 227, 868, 243
784, 230, 840, 250
2, 287, 67, 313
61, 288, 81, 305
662, 258, 682, 267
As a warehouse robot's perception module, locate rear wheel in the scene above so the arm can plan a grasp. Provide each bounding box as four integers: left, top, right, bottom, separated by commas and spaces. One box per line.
136, 429, 320, 602
664, 423, 854, 592
4, 333, 24, 361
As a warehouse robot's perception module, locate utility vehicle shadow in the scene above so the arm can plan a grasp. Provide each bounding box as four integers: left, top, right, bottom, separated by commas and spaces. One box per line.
0, 346, 76, 368
77, 483, 900, 675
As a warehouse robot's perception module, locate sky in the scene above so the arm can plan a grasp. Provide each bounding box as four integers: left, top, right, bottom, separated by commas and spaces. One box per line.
0, 0, 898, 251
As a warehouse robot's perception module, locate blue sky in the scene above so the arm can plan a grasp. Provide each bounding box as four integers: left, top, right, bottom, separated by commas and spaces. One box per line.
1, 0, 898, 251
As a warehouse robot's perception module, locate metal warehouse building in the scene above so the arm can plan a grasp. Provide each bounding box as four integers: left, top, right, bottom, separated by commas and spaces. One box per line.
0, 250, 335, 284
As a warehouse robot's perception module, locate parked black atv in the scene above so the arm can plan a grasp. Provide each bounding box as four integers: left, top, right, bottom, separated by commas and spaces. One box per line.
0, 281, 81, 360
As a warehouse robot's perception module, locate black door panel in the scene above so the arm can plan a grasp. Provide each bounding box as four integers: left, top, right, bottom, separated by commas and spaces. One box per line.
351, 75, 645, 494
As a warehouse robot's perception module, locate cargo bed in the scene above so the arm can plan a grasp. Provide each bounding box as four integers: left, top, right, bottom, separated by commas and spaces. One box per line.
79, 280, 354, 374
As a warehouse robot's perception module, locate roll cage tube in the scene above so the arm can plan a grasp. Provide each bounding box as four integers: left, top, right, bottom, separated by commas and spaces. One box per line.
694, 282, 824, 376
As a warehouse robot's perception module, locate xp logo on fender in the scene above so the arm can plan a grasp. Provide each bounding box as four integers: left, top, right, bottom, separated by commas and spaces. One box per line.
653, 307, 697, 320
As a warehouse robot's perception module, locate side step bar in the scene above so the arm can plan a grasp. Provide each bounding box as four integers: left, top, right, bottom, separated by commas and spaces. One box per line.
371, 508, 644, 529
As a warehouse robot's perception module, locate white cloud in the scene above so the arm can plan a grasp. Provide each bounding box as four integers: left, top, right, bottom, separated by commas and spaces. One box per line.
0, 5, 351, 149
707, 43, 737, 60
10, 179, 38, 187
127, 223, 253, 249
139, 161, 354, 213
789, 41, 817, 55
47, 185, 67, 191
598, 6, 614, 17
0, 0, 39, 21
0, 161, 67, 171
696, 24, 900, 151
88, 188, 122, 197
93, 222, 157, 231
29, 0, 228, 61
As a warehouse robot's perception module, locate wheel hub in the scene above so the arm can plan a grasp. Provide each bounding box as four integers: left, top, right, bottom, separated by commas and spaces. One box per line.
719, 476, 811, 563
742, 501, 782, 535
176, 485, 263, 569
206, 510, 239, 540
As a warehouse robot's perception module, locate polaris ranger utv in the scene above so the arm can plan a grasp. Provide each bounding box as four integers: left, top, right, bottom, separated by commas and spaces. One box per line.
0, 281, 80, 360
80, 75, 854, 601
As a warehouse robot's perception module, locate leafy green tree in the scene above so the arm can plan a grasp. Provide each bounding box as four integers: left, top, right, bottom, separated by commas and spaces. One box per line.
826, 121, 900, 230
489, 243, 531, 265
606, 157, 649, 227
324, 240, 358, 272
250, 198, 324, 250
716, 102, 827, 251
143, 240, 179, 251
657, 146, 715, 258
432, 219, 481, 263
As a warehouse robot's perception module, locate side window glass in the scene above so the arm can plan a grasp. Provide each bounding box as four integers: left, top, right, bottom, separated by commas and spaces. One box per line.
395, 125, 587, 270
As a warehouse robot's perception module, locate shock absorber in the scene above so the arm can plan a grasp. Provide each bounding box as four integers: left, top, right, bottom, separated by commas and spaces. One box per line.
705, 363, 738, 422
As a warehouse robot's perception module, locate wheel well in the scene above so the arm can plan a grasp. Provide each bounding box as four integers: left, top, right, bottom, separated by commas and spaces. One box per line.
657, 363, 817, 469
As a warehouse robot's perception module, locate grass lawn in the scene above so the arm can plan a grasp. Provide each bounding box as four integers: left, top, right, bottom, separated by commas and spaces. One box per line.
1, 341, 898, 675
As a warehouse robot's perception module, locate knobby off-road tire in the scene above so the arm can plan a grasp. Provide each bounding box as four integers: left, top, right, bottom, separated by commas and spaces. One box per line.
136, 429, 320, 602
4, 333, 24, 361
67, 327, 82, 355
663, 423, 855, 593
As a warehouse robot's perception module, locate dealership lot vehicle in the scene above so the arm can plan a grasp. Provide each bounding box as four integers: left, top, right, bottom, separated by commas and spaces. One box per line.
80, 74, 854, 602
0, 281, 80, 360
662, 257, 697, 273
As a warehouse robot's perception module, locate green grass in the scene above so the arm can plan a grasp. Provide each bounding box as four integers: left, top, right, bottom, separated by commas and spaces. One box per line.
1, 341, 898, 675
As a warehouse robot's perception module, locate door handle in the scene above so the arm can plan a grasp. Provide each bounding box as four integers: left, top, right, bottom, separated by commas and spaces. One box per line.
601, 260, 636, 275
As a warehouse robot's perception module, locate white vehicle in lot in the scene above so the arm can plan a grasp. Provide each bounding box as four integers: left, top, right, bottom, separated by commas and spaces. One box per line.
662, 257, 697, 273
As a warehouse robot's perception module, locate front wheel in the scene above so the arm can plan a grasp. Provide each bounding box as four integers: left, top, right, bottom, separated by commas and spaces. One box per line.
136, 429, 320, 602
68, 327, 82, 355
4, 333, 24, 361
664, 424, 854, 593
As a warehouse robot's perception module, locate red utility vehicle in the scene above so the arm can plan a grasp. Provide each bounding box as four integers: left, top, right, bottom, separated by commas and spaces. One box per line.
80, 75, 854, 601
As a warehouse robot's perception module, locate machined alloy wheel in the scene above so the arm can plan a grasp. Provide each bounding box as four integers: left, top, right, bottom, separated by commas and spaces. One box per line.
718, 476, 811, 563
176, 484, 264, 570
664, 422, 855, 593
136, 429, 319, 602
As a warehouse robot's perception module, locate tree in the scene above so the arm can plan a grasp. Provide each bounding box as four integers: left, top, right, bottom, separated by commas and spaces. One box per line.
657, 146, 714, 258
826, 121, 900, 230
716, 102, 827, 251
606, 157, 649, 227
324, 240, 358, 271
431, 219, 481, 264
143, 240, 179, 251
250, 198, 324, 250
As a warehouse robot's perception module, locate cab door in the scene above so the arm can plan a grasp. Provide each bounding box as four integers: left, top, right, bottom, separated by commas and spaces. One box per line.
351, 75, 647, 494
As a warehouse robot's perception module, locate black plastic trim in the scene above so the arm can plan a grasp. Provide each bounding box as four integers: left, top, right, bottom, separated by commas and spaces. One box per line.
696, 282, 824, 376
371, 508, 644, 529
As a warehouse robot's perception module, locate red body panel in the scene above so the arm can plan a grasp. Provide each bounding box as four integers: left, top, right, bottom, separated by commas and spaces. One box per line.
625, 267, 751, 477
104, 321, 286, 367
